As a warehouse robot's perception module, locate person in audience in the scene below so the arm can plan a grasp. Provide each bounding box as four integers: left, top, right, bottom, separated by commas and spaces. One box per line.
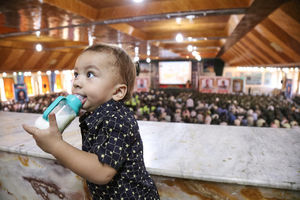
2, 86, 300, 129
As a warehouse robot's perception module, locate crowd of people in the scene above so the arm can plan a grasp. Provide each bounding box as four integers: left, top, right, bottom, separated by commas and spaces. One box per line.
0, 92, 68, 114
1, 89, 300, 129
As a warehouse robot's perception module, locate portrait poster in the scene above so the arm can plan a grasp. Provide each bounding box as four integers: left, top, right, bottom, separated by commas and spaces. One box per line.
216, 77, 231, 93
14, 84, 29, 103
232, 78, 244, 93
199, 77, 215, 93
285, 79, 292, 99
136, 77, 150, 92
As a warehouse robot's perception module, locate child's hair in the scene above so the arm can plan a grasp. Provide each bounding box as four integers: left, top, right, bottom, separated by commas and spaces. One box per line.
83, 43, 136, 101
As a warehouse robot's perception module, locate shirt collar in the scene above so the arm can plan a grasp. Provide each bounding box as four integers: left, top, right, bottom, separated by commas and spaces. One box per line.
79, 99, 123, 127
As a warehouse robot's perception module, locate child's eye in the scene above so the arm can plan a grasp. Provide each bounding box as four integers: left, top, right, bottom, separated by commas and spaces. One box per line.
87, 72, 95, 78
74, 72, 78, 78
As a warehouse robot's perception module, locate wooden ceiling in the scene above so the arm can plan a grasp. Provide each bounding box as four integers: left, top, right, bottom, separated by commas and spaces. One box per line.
0, 0, 299, 72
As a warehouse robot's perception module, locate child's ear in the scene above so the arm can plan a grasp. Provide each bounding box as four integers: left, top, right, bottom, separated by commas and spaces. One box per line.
112, 84, 127, 101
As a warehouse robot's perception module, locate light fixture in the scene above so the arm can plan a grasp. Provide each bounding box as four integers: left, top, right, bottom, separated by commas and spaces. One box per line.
37, 71, 42, 75
187, 45, 193, 52
36, 31, 41, 37
176, 18, 182, 24
175, 33, 183, 42
186, 15, 195, 20
46, 70, 51, 75
13, 72, 17, 76
24, 72, 31, 76
196, 55, 201, 61
3, 72, 7, 77
192, 51, 198, 57
35, 43, 43, 52
188, 37, 193, 41
55, 70, 59, 74
133, 0, 143, 3
147, 44, 151, 56
146, 58, 151, 63
134, 56, 139, 62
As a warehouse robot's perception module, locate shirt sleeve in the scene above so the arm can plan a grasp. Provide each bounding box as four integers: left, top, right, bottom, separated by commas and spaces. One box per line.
90, 116, 131, 171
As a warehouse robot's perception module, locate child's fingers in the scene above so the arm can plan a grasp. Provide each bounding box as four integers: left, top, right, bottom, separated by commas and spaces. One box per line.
48, 113, 59, 130
22, 124, 39, 136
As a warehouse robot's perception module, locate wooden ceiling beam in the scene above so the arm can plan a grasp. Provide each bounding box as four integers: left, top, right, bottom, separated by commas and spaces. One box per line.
217, 0, 289, 57
108, 23, 147, 40
96, 0, 250, 20
0, 39, 87, 51
43, 0, 98, 20
160, 40, 222, 49
148, 30, 227, 41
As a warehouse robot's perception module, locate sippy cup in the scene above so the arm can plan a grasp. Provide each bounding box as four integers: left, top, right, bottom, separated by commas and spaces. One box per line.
35, 94, 84, 133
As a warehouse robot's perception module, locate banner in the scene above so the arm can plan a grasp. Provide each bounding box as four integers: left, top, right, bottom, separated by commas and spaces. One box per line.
232, 78, 244, 93
136, 77, 150, 92
14, 84, 28, 103
199, 77, 214, 93
285, 79, 292, 99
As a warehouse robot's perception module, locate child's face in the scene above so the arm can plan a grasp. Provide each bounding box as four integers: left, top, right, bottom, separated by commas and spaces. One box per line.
72, 51, 120, 112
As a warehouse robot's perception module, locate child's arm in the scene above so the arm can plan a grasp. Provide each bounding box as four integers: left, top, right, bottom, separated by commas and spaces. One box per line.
22, 113, 117, 185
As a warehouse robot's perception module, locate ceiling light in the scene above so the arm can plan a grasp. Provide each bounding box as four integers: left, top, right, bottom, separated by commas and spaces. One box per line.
35, 43, 43, 52
176, 18, 182, 24
175, 33, 183, 42
186, 15, 195, 20
36, 31, 40, 37
46, 70, 51, 75
133, 0, 143, 3
3, 72, 7, 77
135, 46, 139, 54
187, 45, 193, 52
13, 72, 17, 76
196, 55, 201, 61
134, 56, 139, 62
146, 58, 151, 63
188, 37, 193, 41
192, 51, 199, 57
55, 70, 59, 74
38, 71, 42, 75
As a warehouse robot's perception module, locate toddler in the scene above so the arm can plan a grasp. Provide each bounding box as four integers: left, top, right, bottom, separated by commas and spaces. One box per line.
23, 44, 160, 199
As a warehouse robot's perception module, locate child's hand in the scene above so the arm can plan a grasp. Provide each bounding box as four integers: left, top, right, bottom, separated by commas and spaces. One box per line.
22, 113, 63, 154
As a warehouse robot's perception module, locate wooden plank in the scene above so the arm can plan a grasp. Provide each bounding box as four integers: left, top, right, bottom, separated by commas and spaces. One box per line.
4, 49, 27, 71
23, 52, 47, 71
217, 0, 289, 57
56, 52, 77, 70
239, 40, 269, 64
248, 30, 292, 63
269, 8, 300, 43
260, 18, 300, 58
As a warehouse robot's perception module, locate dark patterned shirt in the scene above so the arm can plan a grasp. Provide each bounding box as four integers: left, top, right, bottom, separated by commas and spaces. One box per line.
79, 99, 160, 200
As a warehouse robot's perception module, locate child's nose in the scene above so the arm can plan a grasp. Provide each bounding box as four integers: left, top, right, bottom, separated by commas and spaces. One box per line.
73, 77, 82, 88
